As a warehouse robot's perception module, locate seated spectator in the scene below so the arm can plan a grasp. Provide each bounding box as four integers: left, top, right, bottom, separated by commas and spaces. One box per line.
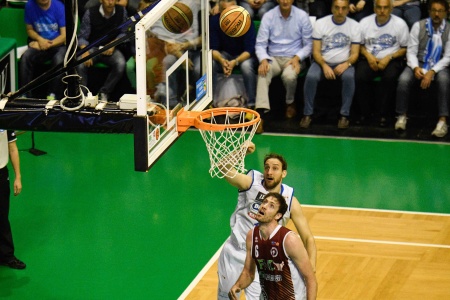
395, 0, 450, 137
77, 0, 129, 101
296, 0, 333, 18
392, 0, 421, 28
355, 0, 409, 126
240, 0, 276, 20
210, 0, 258, 108
349, 0, 373, 21
255, 0, 313, 133
20, 0, 66, 100
301, 0, 360, 129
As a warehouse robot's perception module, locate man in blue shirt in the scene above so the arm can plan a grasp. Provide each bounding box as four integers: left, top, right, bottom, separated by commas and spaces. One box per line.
210, 0, 258, 108
20, 0, 66, 100
255, 0, 313, 133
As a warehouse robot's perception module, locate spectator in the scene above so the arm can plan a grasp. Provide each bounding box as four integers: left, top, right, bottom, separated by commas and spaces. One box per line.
210, 0, 258, 108
297, 0, 333, 18
77, 0, 129, 101
395, 0, 450, 137
392, 0, 422, 28
20, 0, 66, 100
355, 0, 409, 126
240, 0, 277, 20
254, 0, 313, 133
301, 0, 361, 129
349, 0, 374, 21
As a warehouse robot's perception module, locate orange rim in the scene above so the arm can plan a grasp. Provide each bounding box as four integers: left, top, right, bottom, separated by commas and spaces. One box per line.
193, 107, 260, 131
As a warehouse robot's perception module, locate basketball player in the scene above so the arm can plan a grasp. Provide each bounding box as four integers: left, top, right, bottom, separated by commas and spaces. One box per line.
217, 142, 316, 300
229, 193, 317, 300
0, 130, 25, 269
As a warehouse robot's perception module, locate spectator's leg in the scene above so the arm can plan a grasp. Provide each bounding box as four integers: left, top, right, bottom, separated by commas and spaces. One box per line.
435, 67, 450, 118
240, 57, 258, 107
255, 58, 282, 112
395, 67, 415, 115
50, 46, 67, 99
354, 60, 375, 120
378, 59, 404, 119
280, 57, 299, 106
403, 5, 421, 28
340, 65, 355, 117
303, 62, 323, 116
19, 48, 44, 97
98, 49, 126, 97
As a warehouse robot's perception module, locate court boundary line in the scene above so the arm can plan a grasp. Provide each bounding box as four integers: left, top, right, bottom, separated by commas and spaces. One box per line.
315, 236, 450, 249
178, 242, 225, 300
178, 206, 450, 299
251, 130, 450, 147
301, 204, 450, 216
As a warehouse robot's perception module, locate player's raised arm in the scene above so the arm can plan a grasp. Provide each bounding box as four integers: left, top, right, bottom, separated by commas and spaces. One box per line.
218, 141, 255, 190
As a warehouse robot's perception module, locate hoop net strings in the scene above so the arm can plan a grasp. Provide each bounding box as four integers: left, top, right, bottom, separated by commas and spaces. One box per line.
198, 110, 260, 179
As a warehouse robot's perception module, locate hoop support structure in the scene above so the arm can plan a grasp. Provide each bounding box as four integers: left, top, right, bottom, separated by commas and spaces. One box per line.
176, 107, 260, 133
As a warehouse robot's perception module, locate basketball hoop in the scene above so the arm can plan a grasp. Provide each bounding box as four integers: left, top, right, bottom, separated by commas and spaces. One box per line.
178, 107, 260, 178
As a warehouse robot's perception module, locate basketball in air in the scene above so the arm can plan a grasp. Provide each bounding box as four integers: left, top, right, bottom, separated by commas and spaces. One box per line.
162, 2, 193, 34
220, 5, 251, 38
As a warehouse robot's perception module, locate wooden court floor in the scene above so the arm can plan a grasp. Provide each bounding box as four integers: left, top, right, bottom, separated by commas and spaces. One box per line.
183, 206, 450, 299
1, 131, 449, 299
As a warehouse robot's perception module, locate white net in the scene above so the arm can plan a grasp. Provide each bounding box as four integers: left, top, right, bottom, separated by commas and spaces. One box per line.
197, 109, 260, 178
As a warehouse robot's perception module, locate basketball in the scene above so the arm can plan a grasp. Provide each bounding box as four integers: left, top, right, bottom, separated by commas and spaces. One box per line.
162, 2, 193, 34
219, 5, 251, 38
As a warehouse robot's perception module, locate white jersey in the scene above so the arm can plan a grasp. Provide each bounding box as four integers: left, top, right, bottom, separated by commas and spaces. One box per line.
229, 170, 294, 250
359, 14, 409, 59
0, 130, 16, 169
313, 15, 361, 64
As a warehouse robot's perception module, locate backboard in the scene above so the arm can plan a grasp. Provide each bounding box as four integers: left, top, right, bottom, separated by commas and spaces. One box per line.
133, 0, 212, 171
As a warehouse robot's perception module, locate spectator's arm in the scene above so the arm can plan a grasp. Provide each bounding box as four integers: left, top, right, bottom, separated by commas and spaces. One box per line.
255, 15, 271, 62
296, 15, 313, 62
51, 27, 67, 47
78, 10, 92, 47
406, 22, 420, 70
429, 32, 450, 73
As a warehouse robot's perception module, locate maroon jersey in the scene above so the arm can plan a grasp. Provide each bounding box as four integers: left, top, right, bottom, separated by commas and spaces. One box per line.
251, 225, 306, 300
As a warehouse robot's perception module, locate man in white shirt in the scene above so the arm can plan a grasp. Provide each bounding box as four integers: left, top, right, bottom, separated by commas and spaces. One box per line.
395, 0, 450, 137
301, 0, 361, 129
354, 0, 409, 126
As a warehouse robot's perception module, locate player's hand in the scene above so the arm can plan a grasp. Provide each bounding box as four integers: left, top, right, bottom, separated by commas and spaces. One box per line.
245, 141, 255, 155
228, 286, 241, 300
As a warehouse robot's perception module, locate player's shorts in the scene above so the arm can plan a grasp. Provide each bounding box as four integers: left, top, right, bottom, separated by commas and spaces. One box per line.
217, 237, 260, 300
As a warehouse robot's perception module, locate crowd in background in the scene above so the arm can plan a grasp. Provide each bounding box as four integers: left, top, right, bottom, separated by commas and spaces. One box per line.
4, 0, 450, 138
210, 0, 450, 138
